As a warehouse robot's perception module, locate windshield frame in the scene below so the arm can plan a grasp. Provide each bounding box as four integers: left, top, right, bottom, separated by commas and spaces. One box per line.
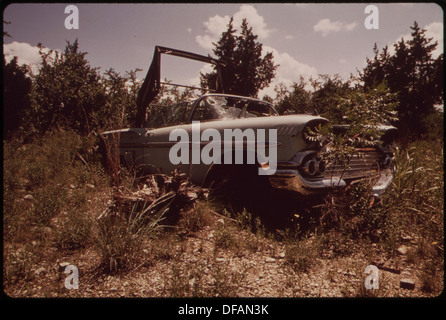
187, 94, 278, 123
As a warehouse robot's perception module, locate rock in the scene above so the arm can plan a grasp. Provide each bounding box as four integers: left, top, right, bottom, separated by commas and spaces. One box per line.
401, 270, 412, 277
24, 194, 33, 201
34, 267, 46, 276
187, 191, 198, 200
265, 257, 276, 263
86, 184, 95, 189
381, 259, 401, 274
58, 262, 71, 271
400, 278, 416, 290
401, 235, 414, 243
372, 258, 385, 267
215, 257, 225, 263
397, 245, 409, 255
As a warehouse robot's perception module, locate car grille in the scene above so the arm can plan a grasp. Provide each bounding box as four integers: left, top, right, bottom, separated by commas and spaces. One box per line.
319, 148, 382, 181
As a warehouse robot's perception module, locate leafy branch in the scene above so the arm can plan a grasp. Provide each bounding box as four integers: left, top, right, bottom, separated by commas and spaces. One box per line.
305, 85, 399, 167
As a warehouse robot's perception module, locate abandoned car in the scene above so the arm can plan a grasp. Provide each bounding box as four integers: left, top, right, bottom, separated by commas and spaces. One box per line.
101, 46, 395, 198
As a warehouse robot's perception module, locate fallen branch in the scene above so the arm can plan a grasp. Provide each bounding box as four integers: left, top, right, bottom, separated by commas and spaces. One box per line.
75, 152, 91, 172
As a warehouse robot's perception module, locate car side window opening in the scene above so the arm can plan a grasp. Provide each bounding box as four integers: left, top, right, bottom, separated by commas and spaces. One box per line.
167, 102, 189, 126
146, 101, 191, 128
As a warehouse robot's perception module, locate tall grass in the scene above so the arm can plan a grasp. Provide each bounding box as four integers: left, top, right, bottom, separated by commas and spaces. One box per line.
314, 136, 443, 271
3, 130, 105, 238
383, 140, 443, 246
93, 193, 175, 273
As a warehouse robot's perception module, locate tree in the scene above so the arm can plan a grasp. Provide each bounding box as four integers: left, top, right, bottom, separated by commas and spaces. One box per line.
200, 18, 278, 97
273, 77, 312, 115
310, 74, 352, 123
102, 68, 142, 129
3, 56, 32, 137
305, 84, 398, 168
31, 40, 107, 135
361, 21, 443, 136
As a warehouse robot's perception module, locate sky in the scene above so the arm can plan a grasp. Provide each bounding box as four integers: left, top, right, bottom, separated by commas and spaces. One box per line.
2, 2, 444, 98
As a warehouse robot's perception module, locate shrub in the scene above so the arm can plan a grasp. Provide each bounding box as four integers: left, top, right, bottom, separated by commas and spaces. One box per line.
179, 201, 209, 233
320, 180, 385, 240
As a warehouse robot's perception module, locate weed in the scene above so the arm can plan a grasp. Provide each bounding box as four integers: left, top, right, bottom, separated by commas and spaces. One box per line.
210, 262, 245, 297
165, 261, 208, 297
284, 237, 319, 273
32, 184, 66, 226
214, 225, 233, 250
420, 259, 441, 294
93, 213, 141, 273
4, 249, 35, 285
233, 208, 253, 231
56, 210, 93, 250
179, 201, 209, 233
150, 234, 181, 261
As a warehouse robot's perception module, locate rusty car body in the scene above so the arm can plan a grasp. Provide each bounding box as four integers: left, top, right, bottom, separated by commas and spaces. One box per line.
101, 46, 395, 198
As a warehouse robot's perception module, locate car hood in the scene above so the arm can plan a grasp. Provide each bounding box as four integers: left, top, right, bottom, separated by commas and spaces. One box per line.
101, 114, 327, 140
153, 114, 326, 136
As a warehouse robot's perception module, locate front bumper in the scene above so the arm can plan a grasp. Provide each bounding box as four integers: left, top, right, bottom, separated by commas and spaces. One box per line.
370, 169, 394, 198
269, 167, 394, 198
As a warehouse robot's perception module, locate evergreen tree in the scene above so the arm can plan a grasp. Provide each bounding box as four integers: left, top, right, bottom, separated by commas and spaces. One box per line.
201, 17, 237, 95
201, 18, 278, 97
361, 21, 443, 135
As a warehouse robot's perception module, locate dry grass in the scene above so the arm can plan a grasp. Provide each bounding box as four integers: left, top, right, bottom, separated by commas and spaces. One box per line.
3, 130, 443, 298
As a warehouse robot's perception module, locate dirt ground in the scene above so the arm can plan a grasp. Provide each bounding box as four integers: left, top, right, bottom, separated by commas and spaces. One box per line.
3, 206, 443, 300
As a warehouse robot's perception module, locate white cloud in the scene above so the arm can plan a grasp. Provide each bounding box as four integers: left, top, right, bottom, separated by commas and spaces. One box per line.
313, 18, 357, 36
233, 4, 273, 39
285, 35, 294, 40
424, 21, 443, 58
195, 14, 229, 50
260, 45, 318, 98
3, 41, 56, 74
186, 27, 192, 33
4, 41, 41, 72
196, 4, 274, 50
264, 45, 318, 81
187, 63, 214, 87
